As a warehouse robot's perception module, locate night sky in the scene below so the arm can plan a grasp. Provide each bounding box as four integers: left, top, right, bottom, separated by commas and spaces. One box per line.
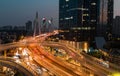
0, 0, 119, 26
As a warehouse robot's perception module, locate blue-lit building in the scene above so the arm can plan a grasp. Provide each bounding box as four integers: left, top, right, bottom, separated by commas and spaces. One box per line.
59, 0, 98, 42
59, 0, 113, 42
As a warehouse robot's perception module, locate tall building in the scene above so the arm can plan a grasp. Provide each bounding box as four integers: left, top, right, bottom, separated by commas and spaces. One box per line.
112, 16, 120, 40
59, 0, 98, 42
107, 0, 114, 34
33, 12, 41, 36
97, 0, 108, 37
59, 0, 114, 42
41, 17, 47, 33
48, 18, 54, 32
26, 20, 32, 35
26, 21, 32, 31
97, 0, 114, 38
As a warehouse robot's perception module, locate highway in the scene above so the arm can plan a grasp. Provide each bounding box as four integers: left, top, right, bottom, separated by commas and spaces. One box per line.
2, 43, 86, 76
42, 42, 106, 76
0, 32, 54, 51
2, 43, 87, 76
28, 46, 83, 76
0, 57, 35, 76
42, 41, 120, 76
0, 31, 120, 76
64, 42, 120, 71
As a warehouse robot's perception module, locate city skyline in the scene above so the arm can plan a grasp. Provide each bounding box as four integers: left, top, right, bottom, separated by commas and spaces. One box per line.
0, 0, 120, 75
0, 0, 119, 26
0, 0, 58, 27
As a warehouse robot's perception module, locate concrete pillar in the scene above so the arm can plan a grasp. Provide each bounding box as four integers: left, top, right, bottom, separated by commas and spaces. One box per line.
4, 50, 7, 57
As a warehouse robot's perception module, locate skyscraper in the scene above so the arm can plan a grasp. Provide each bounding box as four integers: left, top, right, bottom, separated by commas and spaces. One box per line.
97, 0, 108, 37
41, 17, 47, 33
112, 16, 120, 40
26, 20, 32, 35
33, 12, 41, 36
48, 18, 54, 32
59, 0, 98, 42
107, 0, 114, 35
59, 0, 114, 42
26, 21, 32, 31
97, 0, 114, 39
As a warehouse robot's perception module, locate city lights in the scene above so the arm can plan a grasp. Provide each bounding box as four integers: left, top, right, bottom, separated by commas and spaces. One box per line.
0, 0, 119, 76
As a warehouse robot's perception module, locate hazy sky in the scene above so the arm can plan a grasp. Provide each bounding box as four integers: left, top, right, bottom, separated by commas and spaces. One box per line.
114, 0, 120, 17
0, 0, 119, 26
0, 0, 59, 26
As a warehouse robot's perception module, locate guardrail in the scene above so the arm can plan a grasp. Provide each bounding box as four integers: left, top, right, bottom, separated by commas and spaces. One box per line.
0, 57, 39, 76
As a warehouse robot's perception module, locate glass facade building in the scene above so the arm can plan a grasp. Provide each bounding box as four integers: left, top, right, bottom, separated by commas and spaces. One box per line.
97, 0, 114, 38
97, 0, 108, 37
59, 0, 113, 42
107, 0, 114, 35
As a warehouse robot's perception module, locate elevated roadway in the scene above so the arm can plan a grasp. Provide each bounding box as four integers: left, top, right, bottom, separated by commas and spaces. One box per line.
0, 57, 36, 76
29, 46, 83, 76
42, 41, 120, 76
0, 38, 120, 76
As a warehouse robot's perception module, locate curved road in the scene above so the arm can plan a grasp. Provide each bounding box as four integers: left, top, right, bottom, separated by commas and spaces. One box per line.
0, 40, 120, 76
0, 57, 35, 76
42, 41, 120, 76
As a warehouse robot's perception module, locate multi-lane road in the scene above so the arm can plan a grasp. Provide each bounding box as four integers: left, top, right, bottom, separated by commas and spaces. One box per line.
0, 32, 120, 76
42, 41, 120, 76
29, 46, 84, 76
0, 57, 35, 76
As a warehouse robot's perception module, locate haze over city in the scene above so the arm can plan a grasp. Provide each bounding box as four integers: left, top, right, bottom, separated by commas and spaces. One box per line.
0, 0, 120, 26
0, 0, 58, 26
0, 0, 120, 76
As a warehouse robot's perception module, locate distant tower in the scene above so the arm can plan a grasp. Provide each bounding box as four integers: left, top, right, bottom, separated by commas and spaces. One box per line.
26, 20, 32, 35
42, 17, 47, 33
48, 17, 54, 32
33, 12, 41, 36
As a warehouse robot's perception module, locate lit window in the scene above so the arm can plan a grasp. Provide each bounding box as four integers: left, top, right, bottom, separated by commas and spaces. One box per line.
91, 20, 96, 22
66, 0, 69, 2
83, 8, 89, 11
65, 17, 69, 20
83, 14, 89, 16
70, 16, 73, 19
64, 16, 73, 20
91, 3, 96, 5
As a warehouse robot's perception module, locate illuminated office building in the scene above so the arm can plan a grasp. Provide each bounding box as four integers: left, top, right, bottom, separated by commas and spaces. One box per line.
59, 0, 98, 42
97, 0, 114, 39
59, 0, 113, 42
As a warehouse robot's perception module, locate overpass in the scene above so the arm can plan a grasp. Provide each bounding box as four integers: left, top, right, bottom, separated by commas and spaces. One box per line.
0, 57, 36, 76
42, 41, 120, 75
0, 34, 120, 76
0, 42, 84, 76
